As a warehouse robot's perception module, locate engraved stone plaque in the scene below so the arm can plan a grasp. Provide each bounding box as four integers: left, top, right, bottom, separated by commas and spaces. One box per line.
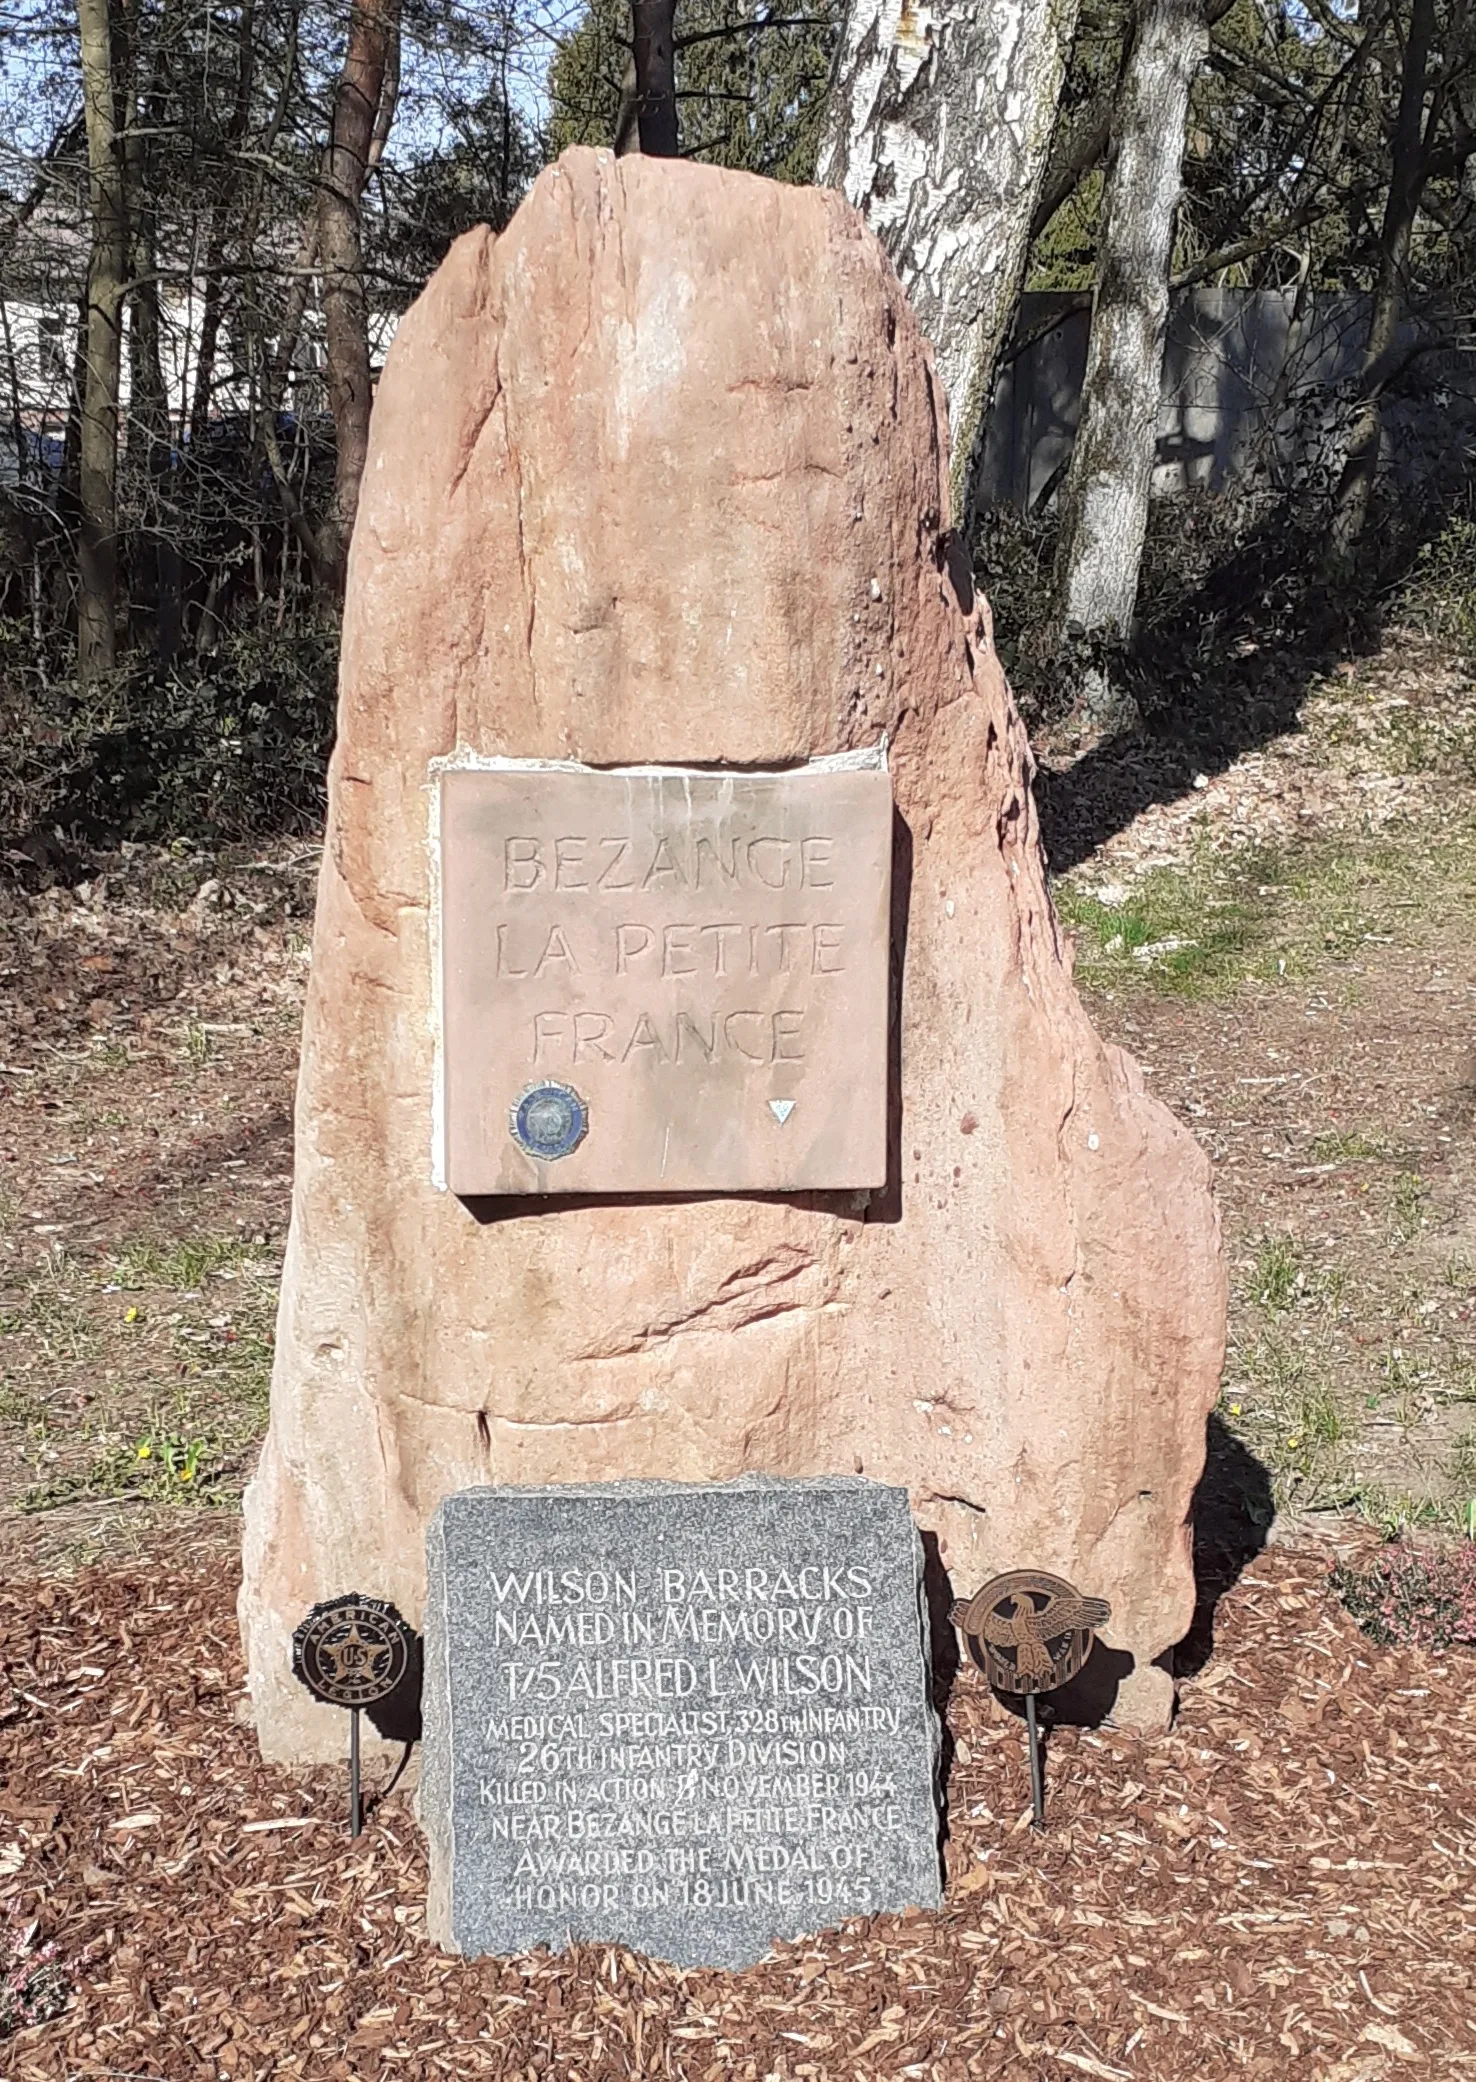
423, 1477, 942, 1968
436, 762, 892, 1194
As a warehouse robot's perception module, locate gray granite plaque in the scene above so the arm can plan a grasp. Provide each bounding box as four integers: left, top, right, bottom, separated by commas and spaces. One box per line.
423, 1477, 942, 1967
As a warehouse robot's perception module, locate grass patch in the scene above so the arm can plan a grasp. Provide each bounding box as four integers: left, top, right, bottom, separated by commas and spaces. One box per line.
0, 1266, 100, 1364
1381, 1346, 1436, 1428
1231, 1336, 1359, 1504
1225, 1242, 1369, 1512
1391, 1171, 1430, 1244
1053, 848, 1281, 996
20, 1401, 245, 1515
1227, 1330, 1359, 1503
1054, 814, 1476, 998
1375, 701, 1476, 780
1223, 1283, 1476, 1529
1312, 1129, 1391, 1161
1442, 1356, 1476, 1405
23, 1429, 211, 1512
1446, 1430, 1476, 1490
112, 1233, 272, 1291
1237, 1235, 1348, 1317
1356, 1492, 1476, 1539
1248, 1234, 1305, 1312
3, 1232, 278, 1516
0, 1380, 40, 1421
177, 1319, 275, 1422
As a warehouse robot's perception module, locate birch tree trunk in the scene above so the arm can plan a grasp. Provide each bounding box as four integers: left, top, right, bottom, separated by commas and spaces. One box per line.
1048, 0, 1206, 719
76, 0, 128, 686
816, 0, 1082, 524
127, 46, 182, 663
317, 0, 401, 599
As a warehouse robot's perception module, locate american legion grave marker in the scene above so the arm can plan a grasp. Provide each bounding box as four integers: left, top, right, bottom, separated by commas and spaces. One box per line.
423, 1478, 941, 1966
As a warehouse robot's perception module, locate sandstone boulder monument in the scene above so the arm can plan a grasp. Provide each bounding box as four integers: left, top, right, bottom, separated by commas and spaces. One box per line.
239, 146, 1226, 1761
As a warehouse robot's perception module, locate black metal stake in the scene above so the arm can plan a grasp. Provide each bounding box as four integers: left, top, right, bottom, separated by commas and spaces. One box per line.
1025, 1692, 1045, 1830
350, 1706, 362, 1838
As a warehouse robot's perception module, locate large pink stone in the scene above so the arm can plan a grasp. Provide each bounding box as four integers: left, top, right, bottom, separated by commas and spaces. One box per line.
240, 148, 1225, 1758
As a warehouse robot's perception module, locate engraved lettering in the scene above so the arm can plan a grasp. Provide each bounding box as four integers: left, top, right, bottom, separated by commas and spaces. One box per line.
441, 766, 891, 1193
574, 1013, 615, 1062
535, 925, 579, 977
746, 837, 792, 889
616, 924, 655, 973
699, 923, 745, 976
694, 835, 740, 887
505, 837, 545, 890
675, 1013, 715, 1062
643, 836, 687, 890
772, 1010, 805, 1061
597, 837, 635, 890
554, 837, 588, 890
800, 837, 834, 887
724, 1011, 767, 1062
622, 1014, 668, 1064
765, 923, 806, 973
532, 1012, 567, 1062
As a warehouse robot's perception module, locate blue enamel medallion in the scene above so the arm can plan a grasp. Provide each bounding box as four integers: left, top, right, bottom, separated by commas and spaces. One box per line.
509, 1081, 588, 1162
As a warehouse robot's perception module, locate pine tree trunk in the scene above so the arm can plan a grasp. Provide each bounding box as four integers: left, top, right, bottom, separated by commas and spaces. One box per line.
1048, 0, 1206, 718
817, 0, 1082, 524
631, 0, 679, 155
1327, 0, 1435, 565
317, 0, 400, 599
76, 0, 128, 686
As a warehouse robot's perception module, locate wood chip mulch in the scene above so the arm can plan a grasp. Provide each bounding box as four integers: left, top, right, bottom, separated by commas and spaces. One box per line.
2, 1546, 1472, 2080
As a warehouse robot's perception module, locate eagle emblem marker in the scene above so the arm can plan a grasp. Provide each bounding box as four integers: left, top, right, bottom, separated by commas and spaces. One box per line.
292, 1593, 415, 1836
951, 1569, 1112, 1829
951, 1569, 1111, 1695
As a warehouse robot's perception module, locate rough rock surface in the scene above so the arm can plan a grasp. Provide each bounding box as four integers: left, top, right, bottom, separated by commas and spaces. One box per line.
240, 147, 1225, 1760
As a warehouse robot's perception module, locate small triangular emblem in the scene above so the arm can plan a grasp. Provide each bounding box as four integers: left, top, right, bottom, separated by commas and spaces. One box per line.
769, 1099, 795, 1124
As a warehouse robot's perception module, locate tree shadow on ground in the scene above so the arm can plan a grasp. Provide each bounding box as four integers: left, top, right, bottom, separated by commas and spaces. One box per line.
1175, 1412, 1277, 1680
976, 476, 1473, 875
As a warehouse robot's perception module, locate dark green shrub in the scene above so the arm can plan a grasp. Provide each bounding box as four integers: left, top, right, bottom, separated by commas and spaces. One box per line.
0, 618, 337, 854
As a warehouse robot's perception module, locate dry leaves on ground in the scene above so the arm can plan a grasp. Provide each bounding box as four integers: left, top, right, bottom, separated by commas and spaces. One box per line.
1, 1545, 1473, 2080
